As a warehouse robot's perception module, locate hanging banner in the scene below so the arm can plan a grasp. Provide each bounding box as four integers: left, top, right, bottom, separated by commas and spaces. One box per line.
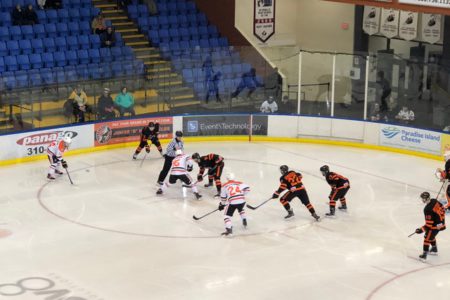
421, 14, 441, 44
380, 8, 399, 38
363, 6, 380, 36
399, 0, 450, 9
399, 11, 418, 41
253, 0, 276, 43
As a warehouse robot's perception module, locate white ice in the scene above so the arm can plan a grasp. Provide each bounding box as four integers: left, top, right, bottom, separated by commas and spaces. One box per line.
0, 141, 449, 300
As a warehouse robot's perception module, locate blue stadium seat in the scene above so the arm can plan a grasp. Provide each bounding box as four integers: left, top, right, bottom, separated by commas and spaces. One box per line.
29, 53, 42, 69
159, 29, 170, 43
78, 35, 90, 49
5, 56, 18, 71
9, 26, 22, 40
111, 62, 124, 77
7, 40, 20, 55
198, 26, 208, 39
46, 10, 58, 23
19, 39, 32, 54
29, 70, 42, 86
148, 17, 158, 28
134, 59, 144, 75
110, 47, 122, 60
81, 0, 92, 8
77, 49, 89, 64
42, 53, 55, 68
179, 27, 189, 41
66, 50, 78, 65
158, 15, 169, 29
41, 68, 55, 84
169, 28, 180, 41
128, 5, 138, 20
43, 37, 56, 52
0, 27, 9, 40
158, 3, 168, 15
54, 51, 67, 67
99, 47, 112, 62
17, 54, 30, 70
177, 15, 188, 27
45, 23, 57, 37
88, 48, 100, 63
64, 0, 81, 8
138, 17, 149, 31
67, 36, 78, 50
0, 57, 4, 73
197, 13, 208, 26
122, 46, 134, 60
68, 22, 80, 35
148, 30, 159, 46
187, 14, 197, 26
0, 41, 7, 56
176, 2, 187, 13
91, 7, 100, 17
89, 34, 101, 48
79, 21, 91, 35
182, 69, 193, 84
65, 65, 78, 82
31, 38, 43, 53
21, 25, 34, 39
2, 72, 16, 90
219, 37, 228, 47
69, 9, 80, 21
15, 71, 29, 88
88, 63, 101, 79
75, 64, 88, 79
33, 24, 46, 38
209, 38, 220, 49
36, 10, 46, 23
0, 12, 12, 26
188, 26, 199, 40
55, 36, 67, 51
80, 8, 91, 21
57, 23, 68, 37
58, 9, 70, 23
114, 32, 123, 46
186, 2, 197, 14
167, 2, 177, 15
207, 25, 219, 38
99, 63, 112, 78
168, 15, 178, 28
189, 39, 199, 49
199, 38, 209, 48
123, 60, 134, 76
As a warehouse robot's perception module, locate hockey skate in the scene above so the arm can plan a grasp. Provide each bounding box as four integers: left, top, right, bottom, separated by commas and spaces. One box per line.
242, 219, 247, 227
221, 227, 233, 236
55, 170, 64, 175
156, 188, 163, 195
312, 213, 321, 221
338, 205, 347, 211
204, 182, 213, 188
194, 192, 202, 200
213, 193, 220, 198
429, 246, 438, 255
132, 153, 137, 160
47, 174, 56, 180
325, 207, 335, 217
284, 209, 294, 219
419, 252, 428, 262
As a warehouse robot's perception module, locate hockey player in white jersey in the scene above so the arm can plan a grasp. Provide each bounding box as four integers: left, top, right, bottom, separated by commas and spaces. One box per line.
47, 136, 71, 180
156, 150, 202, 199
219, 173, 250, 236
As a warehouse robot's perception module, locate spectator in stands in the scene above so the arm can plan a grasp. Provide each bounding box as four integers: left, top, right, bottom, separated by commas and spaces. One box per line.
92, 13, 107, 35
278, 95, 296, 114
37, 0, 46, 10
46, 0, 61, 9
142, 0, 158, 15
69, 86, 90, 123
202, 55, 214, 85
12, 4, 24, 25
376, 71, 391, 112
101, 27, 116, 48
395, 106, 415, 124
369, 103, 388, 122
231, 68, 264, 99
117, 0, 131, 9
265, 67, 282, 100
114, 87, 136, 117
260, 96, 278, 113
98, 88, 116, 120
206, 72, 222, 103
443, 125, 450, 132
24, 4, 38, 25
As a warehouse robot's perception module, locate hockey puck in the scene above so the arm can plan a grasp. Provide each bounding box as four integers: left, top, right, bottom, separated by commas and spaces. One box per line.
85, 169, 90, 172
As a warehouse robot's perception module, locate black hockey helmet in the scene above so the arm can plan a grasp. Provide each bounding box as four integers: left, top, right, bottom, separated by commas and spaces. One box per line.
175, 131, 183, 138
280, 165, 289, 175
320, 165, 330, 176
192, 152, 200, 161
148, 121, 155, 128
420, 191, 431, 203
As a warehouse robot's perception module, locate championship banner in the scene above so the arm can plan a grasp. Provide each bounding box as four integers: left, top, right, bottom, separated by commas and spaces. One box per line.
253, 0, 275, 43
421, 14, 441, 44
379, 124, 441, 155
399, 11, 418, 41
0, 124, 93, 161
94, 117, 173, 147
380, 8, 399, 38
183, 115, 268, 136
399, 0, 450, 9
363, 6, 380, 36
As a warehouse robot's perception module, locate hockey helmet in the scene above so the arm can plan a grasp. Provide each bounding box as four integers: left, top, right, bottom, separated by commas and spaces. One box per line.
175, 149, 183, 156
225, 173, 235, 181
280, 165, 289, 175
320, 165, 330, 176
148, 122, 155, 129
63, 136, 72, 147
420, 191, 431, 203
175, 131, 183, 138
192, 152, 201, 162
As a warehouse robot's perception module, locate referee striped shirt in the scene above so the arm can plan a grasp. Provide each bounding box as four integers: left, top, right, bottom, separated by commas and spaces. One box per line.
165, 138, 184, 157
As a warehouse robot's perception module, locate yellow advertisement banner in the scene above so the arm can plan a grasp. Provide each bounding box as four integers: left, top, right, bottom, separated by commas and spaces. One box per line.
441, 133, 450, 155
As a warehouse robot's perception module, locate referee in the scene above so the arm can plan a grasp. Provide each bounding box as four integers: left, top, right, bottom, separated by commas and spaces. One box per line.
157, 130, 184, 185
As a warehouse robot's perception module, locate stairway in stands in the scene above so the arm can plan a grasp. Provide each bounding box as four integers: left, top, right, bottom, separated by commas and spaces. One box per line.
93, 0, 196, 108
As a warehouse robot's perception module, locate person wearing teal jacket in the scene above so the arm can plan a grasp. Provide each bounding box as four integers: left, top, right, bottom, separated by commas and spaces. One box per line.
114, 87, 136, 117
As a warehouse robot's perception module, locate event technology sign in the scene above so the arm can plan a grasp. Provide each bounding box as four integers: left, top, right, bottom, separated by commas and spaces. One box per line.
253, 0, 275, 43
94, 117, 173, 146
183, 115, 268, 136
398, 0, 450, 8
0, 125, 92, 160
379, 124, 441, 155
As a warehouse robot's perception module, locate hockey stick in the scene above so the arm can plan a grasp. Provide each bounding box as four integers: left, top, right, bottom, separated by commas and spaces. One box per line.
139, 153, 147, 168
435, 179, 447, 199
65, 168, 74, 185
246, 197, 272, 210
408, 232, 416, 238
193, 208, 219, 220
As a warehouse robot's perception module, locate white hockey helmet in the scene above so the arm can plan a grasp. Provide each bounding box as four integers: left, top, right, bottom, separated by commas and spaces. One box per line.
175, 149, 183, 156
225, 173, 235, 181
63, 136, 72, 147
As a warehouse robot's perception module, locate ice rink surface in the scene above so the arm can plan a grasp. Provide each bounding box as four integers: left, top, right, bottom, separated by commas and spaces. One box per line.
0, 141, 449, 300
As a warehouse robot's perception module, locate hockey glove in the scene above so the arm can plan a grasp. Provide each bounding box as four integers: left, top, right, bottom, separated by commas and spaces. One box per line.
187, 166, 193, 172
61, 160, 68, 169
272, 193, 279, 199
218, 203, 225, 211
415, 228, 423, 234
197, 174, 203, 182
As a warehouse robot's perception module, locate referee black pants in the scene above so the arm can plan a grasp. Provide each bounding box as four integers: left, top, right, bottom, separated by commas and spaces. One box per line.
158, 155, 174, 184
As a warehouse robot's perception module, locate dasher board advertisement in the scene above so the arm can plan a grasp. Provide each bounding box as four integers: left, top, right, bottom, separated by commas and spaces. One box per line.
398, 0, 450, 9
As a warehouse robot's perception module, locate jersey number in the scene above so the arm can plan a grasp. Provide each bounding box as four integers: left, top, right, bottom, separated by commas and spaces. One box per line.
285, 173, 301, 186
227, 185, 242, 196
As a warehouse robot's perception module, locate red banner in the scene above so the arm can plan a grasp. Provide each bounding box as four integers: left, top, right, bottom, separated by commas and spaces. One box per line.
94, 117, 173, 147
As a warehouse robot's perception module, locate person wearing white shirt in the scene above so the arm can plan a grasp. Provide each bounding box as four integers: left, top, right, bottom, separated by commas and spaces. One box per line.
260, 96, 278, 113
395, 106, 415, 124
